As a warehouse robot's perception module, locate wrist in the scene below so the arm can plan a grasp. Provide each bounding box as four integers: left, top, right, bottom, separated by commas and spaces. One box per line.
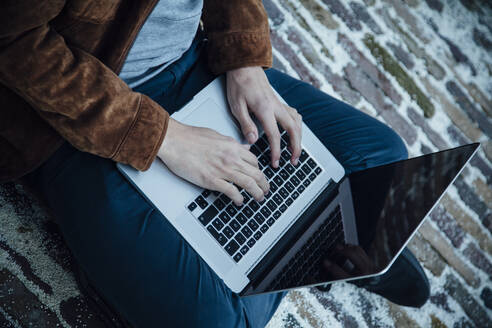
158, 118, 180, 161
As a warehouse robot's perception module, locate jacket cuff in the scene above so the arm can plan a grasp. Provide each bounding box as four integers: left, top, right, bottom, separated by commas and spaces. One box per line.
206, 31, 273, 75
112, 94, 169, 171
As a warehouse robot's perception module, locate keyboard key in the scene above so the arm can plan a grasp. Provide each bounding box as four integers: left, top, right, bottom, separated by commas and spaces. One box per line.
296, 170, 306, 180
298, 185, 305, 194
223, 226, 234, 238
241, 191, 251, 202
309, 173, 316, 181
248, 220, 259, 231
256, 137, 268, 151
233, 253, 242, 262
285, 163, 296, 174
248, 200, 260, 212
267, 218, 275, 226
188, 202, 197, 211
212, 218, 224, 231
260, 224, 269, 233
254, 213, 265, 224
219, 194, 231, 204
213, 198, 225, 210
273, 211, 281, 219
198, 206, 218, 226
303, 179, 311, 187
241, 226, 253, 238
230, 219, 241, 232
195, 196, 208, 209
260, 207, 271, 218
279, 169, 289, 181
307, 158, 317, 169
269, 181, 278, 193
278, 157, 286, 167
225, 240, 240, 256
285, 197, 293, 206
281, 151, 290, 161
236, 212, 247, 225
280, 138, 287, 148
234, 232, 246, 245
259, 154, 269, 167
226, 205, 237, 217
290, 176, 300, 186
247, 238, 256, 247
254, 231, 262, 240
279, 187, 289, 199
273, 194, 283, 205
299, 150, 308, 162
250, 144, 261, 156
301, 164, 311, 174
291, 191, 299, 200
279, 204, 287, 213
315, 167, 322, 175
281, 131, 289, 142
243, 206, 255, 218
273, 175, 283, 186
284, 181, 295, 193
219, 212, 231, 224
202, 190, 211, 198
240, 245, 249, 255
266, 200, 277, 211
207, 226, 227, 245
264, 167, 274, 179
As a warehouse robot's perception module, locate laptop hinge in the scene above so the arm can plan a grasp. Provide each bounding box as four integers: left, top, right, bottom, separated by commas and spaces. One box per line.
246, 179, 340, 288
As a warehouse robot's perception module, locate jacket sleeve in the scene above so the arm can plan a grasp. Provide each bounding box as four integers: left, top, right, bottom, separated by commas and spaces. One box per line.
202, 0, 273, 75
0, 1, 169, 171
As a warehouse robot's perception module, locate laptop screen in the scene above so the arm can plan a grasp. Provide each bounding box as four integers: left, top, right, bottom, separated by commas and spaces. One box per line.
243, 143, 478, 295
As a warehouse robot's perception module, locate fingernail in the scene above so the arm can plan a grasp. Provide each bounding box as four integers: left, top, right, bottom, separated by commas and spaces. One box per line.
246, 132, 256, 144
259, 196, 265, 202
274, 160, 279, 168
293, 158, 299, 166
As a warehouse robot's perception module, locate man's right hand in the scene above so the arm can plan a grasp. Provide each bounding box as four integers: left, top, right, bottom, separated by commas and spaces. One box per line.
157, 118, 269, 206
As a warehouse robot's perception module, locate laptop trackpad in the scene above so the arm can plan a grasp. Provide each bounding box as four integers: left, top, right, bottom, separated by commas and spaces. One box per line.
179, 98, 244, 142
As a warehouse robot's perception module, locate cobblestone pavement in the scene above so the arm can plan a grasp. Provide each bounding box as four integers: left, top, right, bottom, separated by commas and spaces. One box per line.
1, 0, 491, 327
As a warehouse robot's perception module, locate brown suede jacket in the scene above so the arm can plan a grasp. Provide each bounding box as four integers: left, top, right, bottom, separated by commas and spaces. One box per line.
0, 0, 272, 183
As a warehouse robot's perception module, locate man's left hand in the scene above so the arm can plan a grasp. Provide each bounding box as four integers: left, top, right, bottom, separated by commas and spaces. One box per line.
226, 66, 302, 169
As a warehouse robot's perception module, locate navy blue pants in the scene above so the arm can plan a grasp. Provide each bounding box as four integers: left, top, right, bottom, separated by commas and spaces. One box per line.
25, 34, 408, 327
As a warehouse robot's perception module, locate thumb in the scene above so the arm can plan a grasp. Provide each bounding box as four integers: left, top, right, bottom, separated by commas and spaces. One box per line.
233, 102, 258, 144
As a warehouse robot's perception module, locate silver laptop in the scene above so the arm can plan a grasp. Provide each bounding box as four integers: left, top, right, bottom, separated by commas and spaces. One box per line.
117, 76, 479, 296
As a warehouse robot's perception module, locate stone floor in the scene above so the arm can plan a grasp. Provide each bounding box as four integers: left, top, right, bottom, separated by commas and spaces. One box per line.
1, 0, 491, 327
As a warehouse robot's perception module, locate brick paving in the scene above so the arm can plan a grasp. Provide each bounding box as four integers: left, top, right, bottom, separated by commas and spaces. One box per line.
1, 0, 491, 327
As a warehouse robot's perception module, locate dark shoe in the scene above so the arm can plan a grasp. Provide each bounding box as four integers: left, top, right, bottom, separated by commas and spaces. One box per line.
350, 247, 430, 308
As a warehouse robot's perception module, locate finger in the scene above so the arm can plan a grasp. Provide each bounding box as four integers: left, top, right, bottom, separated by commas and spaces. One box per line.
227, 169, 265, 202
231, 99, 258, 144
237, 160, 269, 194
335, 244, 370, 273
257, 110, 281, 168
323, 259, 351, 279
212, 179, 243, 205
281, 105, 302, 165
239, 144, 259, 168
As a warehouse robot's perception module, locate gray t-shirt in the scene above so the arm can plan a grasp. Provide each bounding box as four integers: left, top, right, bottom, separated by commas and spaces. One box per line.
119, 0, 203, 88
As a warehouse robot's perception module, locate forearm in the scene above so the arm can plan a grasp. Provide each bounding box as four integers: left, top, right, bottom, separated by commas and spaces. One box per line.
202, 0, 273, 74
0, 20, 168, 171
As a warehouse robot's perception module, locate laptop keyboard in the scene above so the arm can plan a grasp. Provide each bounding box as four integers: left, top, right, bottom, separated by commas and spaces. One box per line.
268, 205, 345, 290
187, 130, 323, 263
